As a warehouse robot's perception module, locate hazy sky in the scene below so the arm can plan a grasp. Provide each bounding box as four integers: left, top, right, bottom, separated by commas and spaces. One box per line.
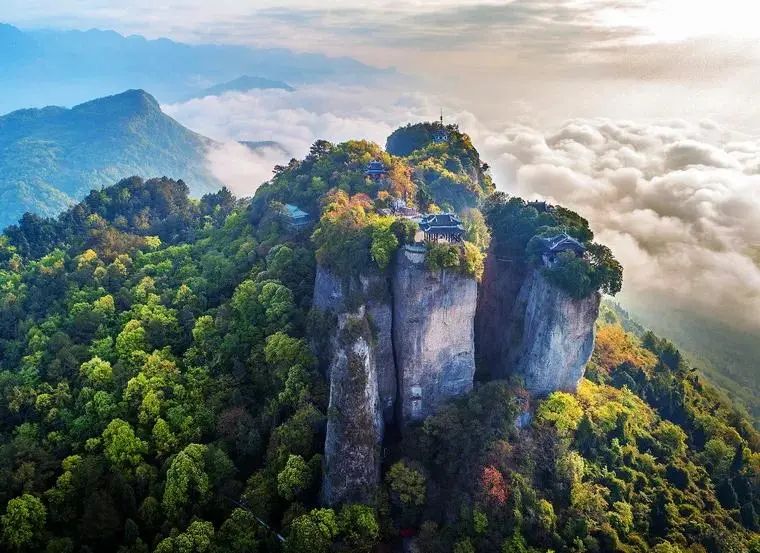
5, 1, 760, 128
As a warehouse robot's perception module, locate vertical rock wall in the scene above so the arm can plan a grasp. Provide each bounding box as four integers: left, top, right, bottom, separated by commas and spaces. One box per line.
313, 265, 396, 422
392, 246, 478, 426
316, 246, 601, 505
507, 270, 600, 395
476, 264, 600, 395
321, 309, 384, 505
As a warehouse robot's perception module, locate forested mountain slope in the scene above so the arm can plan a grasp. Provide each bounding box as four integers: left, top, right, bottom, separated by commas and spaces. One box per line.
621, 300, 760, 426
0, 89, 222, 230
0, 129, 756, 552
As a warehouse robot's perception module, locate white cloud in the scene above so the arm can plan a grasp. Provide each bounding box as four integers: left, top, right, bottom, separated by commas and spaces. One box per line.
204, 141, 286, 198
163, 85, 441, 194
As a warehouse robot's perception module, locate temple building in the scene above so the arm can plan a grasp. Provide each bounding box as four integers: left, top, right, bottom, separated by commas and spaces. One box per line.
418, 213, 465, 243
537, 233, 586, 267
432, 110, 449, 144
389, 198, 420, 218
282, 203, 311, 229
365, 160, 388, 180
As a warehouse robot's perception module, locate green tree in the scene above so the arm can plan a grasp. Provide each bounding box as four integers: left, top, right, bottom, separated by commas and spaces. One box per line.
502, 531, 528, 553
286, 508, 338, 553
277, 454, 311, 500
461, 207, 491, 251
214, 508, 261, 553
102, 419, 147, 469
80, 357, 114, 387
386, 460, 426, 506
338, 504, 379, 552
609, 501, 633, 535
115, 319, 148, 366
154, 519, 214, 553
536, 392, 584, 435
370, 224, 399, 270
163, 444, 211, 519
453, 538, 476, 553
1, 494, 46, 551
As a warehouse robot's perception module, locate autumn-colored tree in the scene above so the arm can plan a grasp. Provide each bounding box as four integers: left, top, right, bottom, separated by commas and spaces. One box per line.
592, 324, 657, 374
480, 465, 508, 505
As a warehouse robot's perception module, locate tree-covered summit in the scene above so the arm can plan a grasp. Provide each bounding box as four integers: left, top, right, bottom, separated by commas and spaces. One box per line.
386, 122, 495, 211
0, 89, 223, 230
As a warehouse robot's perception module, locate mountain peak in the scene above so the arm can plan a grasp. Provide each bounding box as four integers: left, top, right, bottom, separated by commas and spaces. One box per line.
0, 88, 221, 229
72, 89, 161, 115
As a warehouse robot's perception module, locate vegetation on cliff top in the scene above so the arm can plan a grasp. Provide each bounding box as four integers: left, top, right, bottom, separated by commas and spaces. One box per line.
250, 140, 415, 221
386, 122, 495, 211
483, 192, 623, 298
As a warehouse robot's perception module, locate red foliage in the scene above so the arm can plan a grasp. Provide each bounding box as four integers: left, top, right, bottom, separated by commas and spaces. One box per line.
480, 465, 508, 505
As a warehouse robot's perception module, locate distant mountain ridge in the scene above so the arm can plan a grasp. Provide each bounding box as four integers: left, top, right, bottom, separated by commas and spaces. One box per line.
240, 140, 291, 157
0, 89, 223, 229
189, 75, 294, 100
0, 23, 393, 113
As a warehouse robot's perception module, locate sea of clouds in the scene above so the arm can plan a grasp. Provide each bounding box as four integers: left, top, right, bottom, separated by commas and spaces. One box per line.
164, 86, 760, 332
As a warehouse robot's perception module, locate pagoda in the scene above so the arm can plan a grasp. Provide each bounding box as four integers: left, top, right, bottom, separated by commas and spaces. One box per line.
365, 159, 388, 180
432, 109, 449, 143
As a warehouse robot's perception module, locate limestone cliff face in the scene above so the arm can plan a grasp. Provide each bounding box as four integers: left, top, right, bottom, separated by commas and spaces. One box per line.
313, 265, 396, 422
477, 265, 600, 395
321, 309, 383, 506
314, 251, 479, 503
313, 265, 393, 506
392, 246, 478, 426
509, 270, 600, 394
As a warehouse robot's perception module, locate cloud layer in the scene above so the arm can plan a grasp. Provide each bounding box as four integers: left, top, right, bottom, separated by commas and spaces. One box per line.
164, 86, 760, 331
163, 85, 441, 195
481, 119, 760, 330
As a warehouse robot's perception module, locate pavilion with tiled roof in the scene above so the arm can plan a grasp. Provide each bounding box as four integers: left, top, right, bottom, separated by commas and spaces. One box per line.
418, 213, 465, 243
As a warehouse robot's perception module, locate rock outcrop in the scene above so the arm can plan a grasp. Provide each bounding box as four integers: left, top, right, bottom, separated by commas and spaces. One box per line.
315, 243, 599, 505
321, 309, 383, 506
477, 264, 600, 395
392, 246, 478, 426
313, 265, 396, 422
313, 266, 394, 506
314, 250, 479, 503
508, 270, 600, 394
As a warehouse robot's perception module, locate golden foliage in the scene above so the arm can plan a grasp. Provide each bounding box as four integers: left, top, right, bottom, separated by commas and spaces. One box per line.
591, 324, 657, 374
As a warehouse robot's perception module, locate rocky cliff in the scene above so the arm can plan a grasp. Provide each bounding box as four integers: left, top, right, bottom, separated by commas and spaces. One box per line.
313, 266, 394, 506
321, 309, 384, 506
313, 266, 396, 422
313, 249, 479, 503
393, 246, 478, 426
510, 271, 599, 394
477, 263, 600, 395
315, 242, 599, 505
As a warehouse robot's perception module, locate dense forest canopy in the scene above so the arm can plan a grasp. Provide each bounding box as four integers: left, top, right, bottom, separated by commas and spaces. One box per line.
0, 126, 755, 552
386, 123, 495, 211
